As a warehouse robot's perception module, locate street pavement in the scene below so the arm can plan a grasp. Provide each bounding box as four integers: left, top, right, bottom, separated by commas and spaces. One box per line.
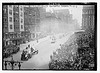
4, 31, 76, 69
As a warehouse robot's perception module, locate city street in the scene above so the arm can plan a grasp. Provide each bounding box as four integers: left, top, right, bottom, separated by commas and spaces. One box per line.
2, 4, 96, 70
4, 31, 75, 69
3, 7, 82, 69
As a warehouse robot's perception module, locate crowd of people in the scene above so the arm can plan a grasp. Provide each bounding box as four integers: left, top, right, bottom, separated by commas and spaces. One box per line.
49, 38, 78, 69
49, 31, 95, 70
3, 45, 20, 58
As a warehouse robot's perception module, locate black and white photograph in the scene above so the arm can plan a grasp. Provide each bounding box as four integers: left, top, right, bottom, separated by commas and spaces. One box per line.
2, 2, 97, 70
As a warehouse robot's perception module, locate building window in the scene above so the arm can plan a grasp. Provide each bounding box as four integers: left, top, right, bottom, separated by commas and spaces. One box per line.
9, 17, 12, 22
10, 25, 12, 29
21, 12, 23, 17
15, 11, 18, 14
14, 18, 15, 22
4, 9, 6, 13
4, 17, 7, 22
9, 9, 12, 15
9, 5, 12, 8
21, 25, 23, 29
5, 18, 7, 22
20, 7, 22, 11
21, 19, 23, 23
14, 18, 18, 22
16, 18, 18, 22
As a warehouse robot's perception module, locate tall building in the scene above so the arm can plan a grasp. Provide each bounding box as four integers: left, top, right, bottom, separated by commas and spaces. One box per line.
19, 5, 24, 32
3, 5, 8, 46
13, 5, 25, 45
3, 5, 25, 47
13, 5, 20, 41
82, 5, 95, 32
13, 5, 20, 33
19, 5, 25, 40
8, 5, 14, 32
24, 5, 41, 40
3, 5, 14, 46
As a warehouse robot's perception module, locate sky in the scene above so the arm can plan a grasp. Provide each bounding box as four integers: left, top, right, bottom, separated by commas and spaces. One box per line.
45, 5, 83, 27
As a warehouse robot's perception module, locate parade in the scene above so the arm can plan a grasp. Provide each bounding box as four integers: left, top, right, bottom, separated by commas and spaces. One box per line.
21, 44, 38, 61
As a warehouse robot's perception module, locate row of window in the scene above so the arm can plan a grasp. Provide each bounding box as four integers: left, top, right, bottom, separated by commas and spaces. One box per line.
9, 5, 24, 9
84, 9, 94, 14
8, 7, 24, 22
9, 9, 23, 16
9, 16, 23, 23
4, 5, 23, 14
4, 33, 23, 40
4, 16, 23, 23
10, 24, 24, 30
9, 5, 23, 8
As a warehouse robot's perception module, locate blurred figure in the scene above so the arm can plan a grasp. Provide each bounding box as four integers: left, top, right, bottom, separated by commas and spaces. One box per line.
11, 55, 14, 61
27, 45, 31, 53
23, 47, 28, 53
28, 45, 30, 49
31, 47, 34, 52
37, 39, 38, 43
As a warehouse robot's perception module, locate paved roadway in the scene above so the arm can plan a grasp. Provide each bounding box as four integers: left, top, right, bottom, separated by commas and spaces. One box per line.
4, 32, 75, 69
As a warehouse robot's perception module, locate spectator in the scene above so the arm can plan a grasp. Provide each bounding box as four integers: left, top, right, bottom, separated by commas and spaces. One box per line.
28, 45, 30, 49
31, 47, 34, 52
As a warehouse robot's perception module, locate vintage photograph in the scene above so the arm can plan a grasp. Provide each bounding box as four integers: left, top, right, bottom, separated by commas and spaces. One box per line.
2, 3, 97, 70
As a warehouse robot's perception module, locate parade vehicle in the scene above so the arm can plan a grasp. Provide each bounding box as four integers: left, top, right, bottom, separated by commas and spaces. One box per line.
21, 47, 38, 61
51, 36, 56, 43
